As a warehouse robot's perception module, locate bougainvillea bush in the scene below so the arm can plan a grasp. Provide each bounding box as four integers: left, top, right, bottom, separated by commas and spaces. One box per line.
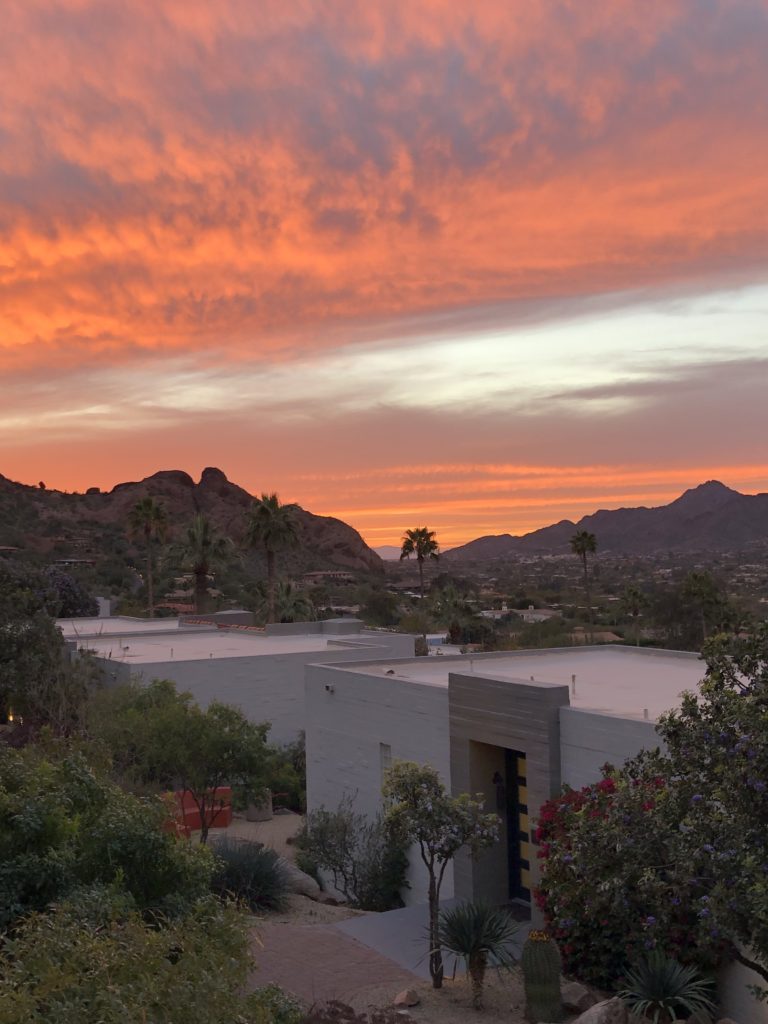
535, 756, 727, 990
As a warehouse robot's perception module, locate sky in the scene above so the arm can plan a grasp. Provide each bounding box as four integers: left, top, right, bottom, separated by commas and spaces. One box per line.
2, 1, 768, 548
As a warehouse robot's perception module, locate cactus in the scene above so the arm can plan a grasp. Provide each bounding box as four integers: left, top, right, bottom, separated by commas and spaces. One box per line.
521, 929, 564, 1023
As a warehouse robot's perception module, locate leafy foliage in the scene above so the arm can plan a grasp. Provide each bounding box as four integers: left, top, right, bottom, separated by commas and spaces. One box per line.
246, 493, 301, 624
298, 796, 408, 911
0, 895, 271, 1024
535, 762, 726, 989
211, 838, 289, 911
0, 745, 212, 932
618, 953, 717, 1023
87, 678, 270, 842
438, 901, 518, 1009
383, 761, 499, 988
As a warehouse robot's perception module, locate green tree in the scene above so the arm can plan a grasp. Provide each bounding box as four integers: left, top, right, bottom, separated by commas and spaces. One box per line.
246, 494, 301, 624
680, 570, 734, 648
620, 584, 648, 646
0, 563, 98, 734
400, 527, 440, 600
127, 496, 168, 618
89, 680, 270, 844
177, 514, 232, 614
383, 761, 499, 989
253, 580, 315, 624
569, 530, 597, 627
438, 901, 518, 1009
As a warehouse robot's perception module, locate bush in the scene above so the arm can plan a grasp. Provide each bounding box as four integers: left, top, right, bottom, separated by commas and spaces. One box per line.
438, 901, 518, 1009
211, 838, 289, 912
535, 762, 725, 989
0, 895, 270, 1024
0, 746, 213, 931
297, 797, 408, 911
250, 984, 303, 1024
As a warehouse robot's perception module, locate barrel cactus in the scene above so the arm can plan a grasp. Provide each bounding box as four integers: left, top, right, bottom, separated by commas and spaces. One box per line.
521, 929, 564, 1023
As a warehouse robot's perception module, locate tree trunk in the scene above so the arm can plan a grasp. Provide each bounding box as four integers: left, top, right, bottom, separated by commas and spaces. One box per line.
146, 549, 154, 618
428, 876, 443, 988
418, 557, 425, 600
469, 955, 486, 1010
266, 548, 276, 623
194, 571, 207, 614
582, 554, 593, 634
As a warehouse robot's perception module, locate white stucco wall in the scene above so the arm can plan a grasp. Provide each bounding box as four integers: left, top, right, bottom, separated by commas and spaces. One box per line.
305, 663, 452, 905
559, 706, 663, 789
93, 634, 415, 746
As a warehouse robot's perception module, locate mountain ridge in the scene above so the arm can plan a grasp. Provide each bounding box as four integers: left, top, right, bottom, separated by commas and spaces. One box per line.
0, 468, 383, 574
444, 481, 768, 560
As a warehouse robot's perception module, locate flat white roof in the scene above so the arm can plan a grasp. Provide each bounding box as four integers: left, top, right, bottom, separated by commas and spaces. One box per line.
58, 616, 189, 637
80, 630, 340, 663
334, 646, 705, 721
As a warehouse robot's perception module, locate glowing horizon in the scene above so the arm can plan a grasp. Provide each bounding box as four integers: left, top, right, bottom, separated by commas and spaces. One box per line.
2, 2, 767, 548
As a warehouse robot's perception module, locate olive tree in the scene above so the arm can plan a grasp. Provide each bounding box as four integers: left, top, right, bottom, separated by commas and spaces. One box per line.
383, 761, 499, 988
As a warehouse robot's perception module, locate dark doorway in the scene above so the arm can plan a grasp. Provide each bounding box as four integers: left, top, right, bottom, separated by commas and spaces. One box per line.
505, 748, 531, 902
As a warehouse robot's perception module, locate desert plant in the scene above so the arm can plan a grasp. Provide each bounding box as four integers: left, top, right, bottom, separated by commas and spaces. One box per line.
211, 838, 289, 912
618, 952, 717, 1023
298, 796, 408, 911
250, 983, 303, 1024
521, 930, 564, 1023
438, 901, 518, 1009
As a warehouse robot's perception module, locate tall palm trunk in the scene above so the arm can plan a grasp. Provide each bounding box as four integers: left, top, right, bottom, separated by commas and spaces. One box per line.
266, 548, 276, 623
145, 532, 155, 618
582, 553, 593, 630
194, 570, 208, 614
418, 556, 425, 600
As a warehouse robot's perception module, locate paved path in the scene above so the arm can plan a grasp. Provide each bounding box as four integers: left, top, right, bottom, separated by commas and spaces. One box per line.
251, 921, 419, 1006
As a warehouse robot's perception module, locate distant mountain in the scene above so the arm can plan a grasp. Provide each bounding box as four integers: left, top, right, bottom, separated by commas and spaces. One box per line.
444, 481, 768, 560
373, 545, 403, 560
0, 468, 383, 574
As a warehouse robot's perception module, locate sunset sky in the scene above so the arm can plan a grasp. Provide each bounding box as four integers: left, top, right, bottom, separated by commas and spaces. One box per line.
2, 1, 767, 547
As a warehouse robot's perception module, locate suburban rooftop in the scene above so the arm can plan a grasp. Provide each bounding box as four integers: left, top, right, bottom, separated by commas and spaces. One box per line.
328, 645, 706, 721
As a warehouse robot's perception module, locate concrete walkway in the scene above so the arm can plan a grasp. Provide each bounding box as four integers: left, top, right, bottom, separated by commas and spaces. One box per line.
251, 921, 419, 1006
334, 901, 531, 980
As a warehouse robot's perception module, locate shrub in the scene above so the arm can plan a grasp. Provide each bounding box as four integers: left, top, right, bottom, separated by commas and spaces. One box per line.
618, 952, 717, 1023
297, 796, 408, 912
0, 746, 213, 931
0, 895, 269, 1024
438, 901, 518, 1009
250, 983, 303, 1024
535, 761, 725, 989
211, 838, 289, 912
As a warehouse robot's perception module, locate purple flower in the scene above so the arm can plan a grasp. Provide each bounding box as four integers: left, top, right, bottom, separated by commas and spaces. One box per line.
691, 794, 703, 803
563, 854, 574, 863
645, 916, 657, 926
702, 845, 715, 854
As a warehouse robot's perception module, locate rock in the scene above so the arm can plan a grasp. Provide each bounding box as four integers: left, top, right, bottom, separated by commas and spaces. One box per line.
277, 857, 321, 898
393, 989, 420, 1008
562, 980, 597, 1013
571, 997, 628, 1024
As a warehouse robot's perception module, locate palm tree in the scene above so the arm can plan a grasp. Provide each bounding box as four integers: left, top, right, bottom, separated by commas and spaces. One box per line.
127, 497, 168, 618
621, 584, 647, 647
253, 580, 315, 624
438, 901, 518, 1010
178, 514, 232, 614
400, 527, 440, 600
246, 494, 301, 624
570, 530, 597, 629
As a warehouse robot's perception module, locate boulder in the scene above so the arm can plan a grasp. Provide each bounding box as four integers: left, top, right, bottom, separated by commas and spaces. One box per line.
571, 997, 628, 1024
277, 857, 321, 898
562, 980, 598, 1013
393, 989, 420, 1008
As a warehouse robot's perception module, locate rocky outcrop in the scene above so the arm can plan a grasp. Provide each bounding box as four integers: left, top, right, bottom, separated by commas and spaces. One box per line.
0, 468, 383, 575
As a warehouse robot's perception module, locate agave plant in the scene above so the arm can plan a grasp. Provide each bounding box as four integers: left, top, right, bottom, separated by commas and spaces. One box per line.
618, 952, 717, 1023
437, 901, 518, 1010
